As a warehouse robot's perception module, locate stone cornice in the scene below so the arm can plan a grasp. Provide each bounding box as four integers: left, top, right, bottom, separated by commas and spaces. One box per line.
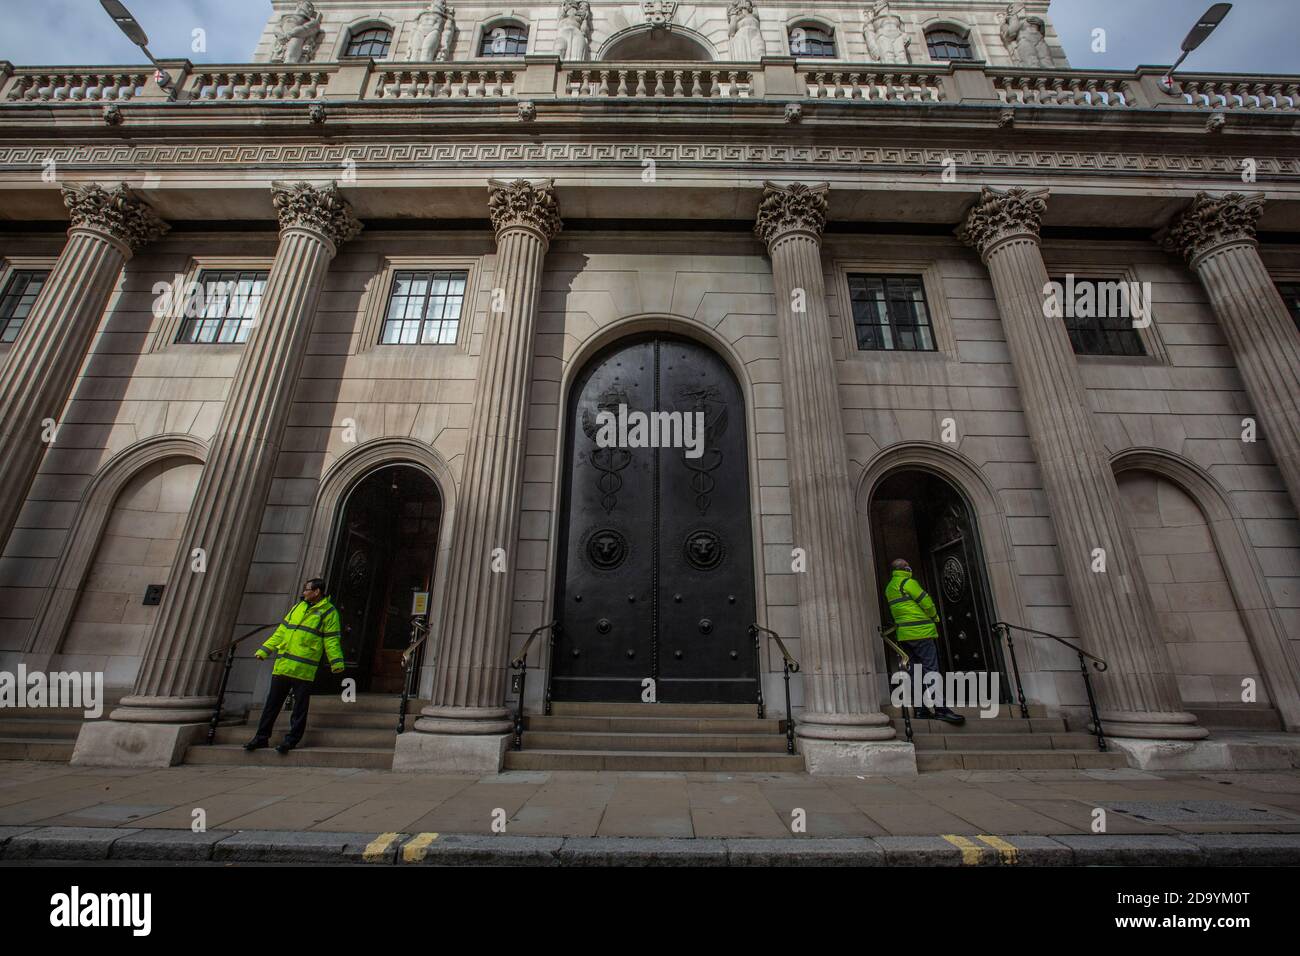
61, 182, 168, 254
956, 185, 1049, 259
1160, 191, 1265, 266
754, 181, 828, 247
487, 179, 563, 242
270, 181, 362, 248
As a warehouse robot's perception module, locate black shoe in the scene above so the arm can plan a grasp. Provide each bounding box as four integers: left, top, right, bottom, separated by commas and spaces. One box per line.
243, 738, 269, 751
911, 707, 936, 720
934, 708, 967, 725
275, 742, 295, 755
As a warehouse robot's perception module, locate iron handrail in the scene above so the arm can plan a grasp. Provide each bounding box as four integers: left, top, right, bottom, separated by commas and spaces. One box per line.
879, 625, 914, 743
510, 621, 558, 750
994, 621, 1108, 752
397, 618, 430, 735
749, 623, 799, 755
206, 624, 276, 746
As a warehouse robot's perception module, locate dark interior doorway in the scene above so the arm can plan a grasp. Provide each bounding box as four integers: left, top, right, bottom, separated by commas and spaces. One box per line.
322, 465, 441, 694
869, 469, 1008, 698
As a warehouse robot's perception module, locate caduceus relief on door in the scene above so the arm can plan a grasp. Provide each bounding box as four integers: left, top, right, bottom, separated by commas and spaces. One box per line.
673, 384, 727, 515
581, 385, 634, 514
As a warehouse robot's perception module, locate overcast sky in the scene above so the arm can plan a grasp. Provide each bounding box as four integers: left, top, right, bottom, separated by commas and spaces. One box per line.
0, 0, 1294, 72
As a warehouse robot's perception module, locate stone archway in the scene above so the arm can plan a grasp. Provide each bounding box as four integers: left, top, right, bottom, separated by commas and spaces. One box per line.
600, 26, 715, 61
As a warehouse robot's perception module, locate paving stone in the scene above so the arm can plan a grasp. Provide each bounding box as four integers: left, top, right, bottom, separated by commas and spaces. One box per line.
399, 833, 563, 866
875, 836, 969, 866
3, 826, 141, 860
557, 836, 728, 866
724, 838, 885, 866
212, 830, 400, 863
1179, 833, 1300, 865
1105, 800, 1299, 823
0, 826, 37, 851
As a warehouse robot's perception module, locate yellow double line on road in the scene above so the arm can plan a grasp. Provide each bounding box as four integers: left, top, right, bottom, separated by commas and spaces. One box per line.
941, 834, 1019, 865
361, 831, 441, 863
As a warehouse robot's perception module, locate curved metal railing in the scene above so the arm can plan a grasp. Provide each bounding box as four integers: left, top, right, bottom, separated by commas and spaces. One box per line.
205, 624, 276, 746
749, 623, 800, 755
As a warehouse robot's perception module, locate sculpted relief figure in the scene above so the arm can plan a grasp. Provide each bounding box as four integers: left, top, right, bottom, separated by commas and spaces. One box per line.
272, 1, 324, 64
727, 0, 766, 61
863, 2, 911, 63
556, 0, 592, 60
1000, 3, 1052, 67
408, 0, 456, 61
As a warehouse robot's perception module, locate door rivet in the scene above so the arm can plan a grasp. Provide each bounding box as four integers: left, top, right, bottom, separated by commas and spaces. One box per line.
574, 594, 582, 602
626, 649, 635, 658
627, 594, 635, 603
674, 650, 683, 659
730, 650, 738, 660
597, 618, 611, 634
571, 649, 581, 657
728, 595, 736, 604
698, 618, 713, 634
674, 593, 682, 603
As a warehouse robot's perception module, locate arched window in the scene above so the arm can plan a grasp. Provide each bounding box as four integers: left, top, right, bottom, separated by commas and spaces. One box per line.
789, 24, 836, 58
345, 26, 393, 58
479, 23, 529, 56
926, 28, 973, 61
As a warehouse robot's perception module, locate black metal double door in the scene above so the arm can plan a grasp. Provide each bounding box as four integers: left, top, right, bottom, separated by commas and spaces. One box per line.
552, 335, 757, 703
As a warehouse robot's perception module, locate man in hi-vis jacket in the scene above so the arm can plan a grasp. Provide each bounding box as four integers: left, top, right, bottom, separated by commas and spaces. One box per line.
884, 558, 965, 725
244, 578, 344, 754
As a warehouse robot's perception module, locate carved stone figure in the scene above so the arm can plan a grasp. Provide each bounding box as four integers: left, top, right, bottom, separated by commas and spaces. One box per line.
727, 0, 765, 61
436, 2, 457, 61
863, 2, 911, 63
1000, 3, 1052, 68
271, 1, 324, 64
643, 1, 677, 29
556, 1, 592, 60
407, 0, 456, 61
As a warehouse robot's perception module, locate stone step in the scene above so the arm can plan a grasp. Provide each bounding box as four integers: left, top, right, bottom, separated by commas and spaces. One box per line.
503, 749, 805, 772
522, 731, 789, 753
884, 703, 1052, 718
911, 732, 1103, 751
524, 715, 783, 734
0, 737, 76, 761
0, 718, 84, 739
183, 744, 392, 770
210, 726, 396, 749
236, 710, 408, 731
549, 702, 759, 718
0, 705, 112, 720
915, 749, 1129, 771
892, 716, 1068, 735
248, 695, 428, 716
1191, 707, 1284, 731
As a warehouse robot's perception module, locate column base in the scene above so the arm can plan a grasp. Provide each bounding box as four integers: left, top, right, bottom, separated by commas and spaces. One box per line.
800, 739, 917, 776
1098, 710, 1210, 741
392, 730, 510, 773
71, 719, 205, 768
412, 704, 513, 736
796, 710, 897, 742
109, 695, 218, 723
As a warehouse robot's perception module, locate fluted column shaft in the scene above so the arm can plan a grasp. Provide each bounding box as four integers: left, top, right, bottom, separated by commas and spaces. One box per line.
756, 183, 893, 742
1163, 192, 1300, 513
115, 184, 360, 723
0, 184, 167, 555
960, 187, 1205, 741
420, 180, 561, 735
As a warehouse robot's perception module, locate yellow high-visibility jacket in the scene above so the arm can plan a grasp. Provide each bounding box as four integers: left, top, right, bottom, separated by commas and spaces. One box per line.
884, 569, 940, 642
256, 598, 344, 681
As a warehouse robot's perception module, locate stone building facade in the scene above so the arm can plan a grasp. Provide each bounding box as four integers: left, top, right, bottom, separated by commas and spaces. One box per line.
0, 1, 1297, 773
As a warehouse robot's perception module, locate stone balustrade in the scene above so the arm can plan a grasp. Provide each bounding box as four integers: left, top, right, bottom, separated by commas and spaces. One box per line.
0, 58, 1297, 113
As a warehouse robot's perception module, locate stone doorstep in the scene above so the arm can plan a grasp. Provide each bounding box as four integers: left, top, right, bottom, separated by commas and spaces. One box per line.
3, 827, 1300, 866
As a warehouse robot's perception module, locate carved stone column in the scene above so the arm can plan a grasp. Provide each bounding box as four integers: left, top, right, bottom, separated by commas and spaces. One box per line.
394, 180, 561, 773
959, 187, 1206, 751
1162, 192, 1300, 514
73, 183, 360, 767
0, 183, 167, 555
754, 183, 910, 775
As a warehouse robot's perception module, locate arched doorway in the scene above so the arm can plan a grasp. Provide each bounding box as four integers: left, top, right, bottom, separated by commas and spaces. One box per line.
869, 469, 1008, 697
552, 333, 757, 702
324, 464, 442, 693
602, 27, 714, 61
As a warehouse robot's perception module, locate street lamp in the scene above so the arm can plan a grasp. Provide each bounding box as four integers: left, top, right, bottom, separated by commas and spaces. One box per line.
1161, 3, 1233, 89
99, 0, 175, 98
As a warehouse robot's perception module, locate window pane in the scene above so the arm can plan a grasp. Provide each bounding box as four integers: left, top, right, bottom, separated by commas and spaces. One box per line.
379, 269, 468, 345
0, 269, 51, 342
1050, 276, 1147, 357
1278, 283, 1300, 333
177, 269, 269, 344
848, 273, 935, 352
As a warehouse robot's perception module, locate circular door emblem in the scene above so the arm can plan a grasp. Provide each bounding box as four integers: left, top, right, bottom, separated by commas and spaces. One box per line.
683, 529, 725, 571
346, 549, 368, 586
941, 556, 965, 603
585, 528, 628, 571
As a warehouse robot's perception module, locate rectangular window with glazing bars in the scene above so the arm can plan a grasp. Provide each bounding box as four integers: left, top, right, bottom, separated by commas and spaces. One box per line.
176, 270, 268, 344
1278, 282, 1300, 333
0, 269, 49, 343
848, 273, 936, 352
380, 270, 467, 345
1049, 276, 1146, 357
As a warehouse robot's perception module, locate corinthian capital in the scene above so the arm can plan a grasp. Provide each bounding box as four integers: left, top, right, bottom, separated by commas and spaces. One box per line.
956, 186, 1048, 260
61, 183, 169, 256
488, 179, 563, 243
271, 182, 363, 249
1160, 192, 1264, 267
753, 182, 828, 247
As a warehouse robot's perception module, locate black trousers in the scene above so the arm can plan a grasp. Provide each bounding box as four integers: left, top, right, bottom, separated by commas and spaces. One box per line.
253, 674, 313, 746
